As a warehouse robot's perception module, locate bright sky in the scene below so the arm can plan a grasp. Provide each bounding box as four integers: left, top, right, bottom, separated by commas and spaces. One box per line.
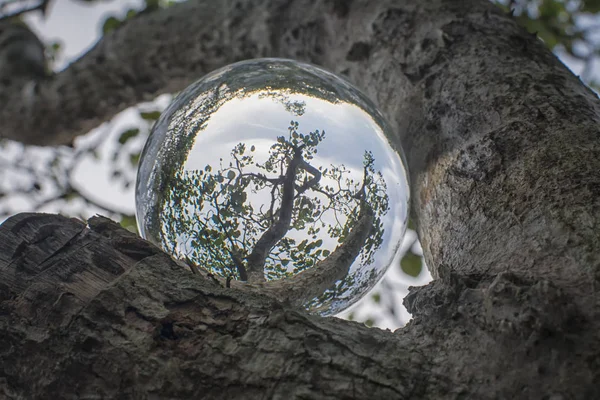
26, 0, 145, 68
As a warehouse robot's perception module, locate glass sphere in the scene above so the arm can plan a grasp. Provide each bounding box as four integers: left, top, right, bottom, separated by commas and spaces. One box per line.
135, 58, 409, 316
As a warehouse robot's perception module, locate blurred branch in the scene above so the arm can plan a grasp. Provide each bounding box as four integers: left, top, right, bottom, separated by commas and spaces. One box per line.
0, 0, 50, 20
0, 122, 136, 221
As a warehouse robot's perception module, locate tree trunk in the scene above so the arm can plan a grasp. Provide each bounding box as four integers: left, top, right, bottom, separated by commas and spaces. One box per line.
0, 0, 598, 399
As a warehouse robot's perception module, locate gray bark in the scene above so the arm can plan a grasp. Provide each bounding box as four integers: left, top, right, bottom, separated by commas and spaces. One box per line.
0, 0, 599, 399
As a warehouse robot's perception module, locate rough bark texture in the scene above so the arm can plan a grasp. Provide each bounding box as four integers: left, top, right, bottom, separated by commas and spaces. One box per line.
0, 214, 428, 399
0, 0, 599, 399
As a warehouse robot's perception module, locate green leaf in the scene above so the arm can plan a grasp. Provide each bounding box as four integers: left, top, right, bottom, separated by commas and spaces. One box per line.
102, 16, 121, 34
364, 319, 374, 328
125, 9, 138, 19
322, 249, 330, 257
582, 0, 600, 13
129, 152, 141, 166
227, 170, 236, 179
250, 145, 256, 152
298, 239, 308, 251
118, 128, 140, 144
140, 110, 162, 121
145, 0, 160, 8
400, 251, 423, 277
372, 292, 381, 304
120, 215, 138, 234
63, 191, 78, 201
539, 0, 565, 19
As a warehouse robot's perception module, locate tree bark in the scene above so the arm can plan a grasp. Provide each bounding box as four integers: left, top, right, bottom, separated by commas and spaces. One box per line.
0, 0, 599, 399
0, 213, 429, 399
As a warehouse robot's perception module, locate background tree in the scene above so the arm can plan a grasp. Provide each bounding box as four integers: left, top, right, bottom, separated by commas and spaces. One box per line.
0, 0, 599, 398
161, 121, 388, 285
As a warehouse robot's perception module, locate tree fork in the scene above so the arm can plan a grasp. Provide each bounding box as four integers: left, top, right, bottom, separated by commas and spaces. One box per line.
244, 147, 303, 282
0, 0, 598, 398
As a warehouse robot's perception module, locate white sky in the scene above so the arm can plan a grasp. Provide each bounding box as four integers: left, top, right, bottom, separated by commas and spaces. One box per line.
26, 0, 145, 68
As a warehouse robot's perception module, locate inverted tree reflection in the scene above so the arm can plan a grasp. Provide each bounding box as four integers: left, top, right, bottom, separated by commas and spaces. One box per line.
160, 121, 390, 286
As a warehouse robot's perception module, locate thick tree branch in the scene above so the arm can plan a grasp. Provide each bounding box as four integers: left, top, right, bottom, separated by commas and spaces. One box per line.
245, 147, 303, 282
0, 213, 430, 399
2, 212, 598, 398
0, 0, 599, 397
262, 202, 375, 309
1, 0, 282, 145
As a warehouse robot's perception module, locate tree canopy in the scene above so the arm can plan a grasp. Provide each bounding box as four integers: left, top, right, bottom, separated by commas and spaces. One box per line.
161, 122, 389, 285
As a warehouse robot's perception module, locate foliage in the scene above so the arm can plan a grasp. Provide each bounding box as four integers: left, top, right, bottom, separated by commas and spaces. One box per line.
400, 250, 422, 278
101, 0, 180, 34
160, 121, 389, 282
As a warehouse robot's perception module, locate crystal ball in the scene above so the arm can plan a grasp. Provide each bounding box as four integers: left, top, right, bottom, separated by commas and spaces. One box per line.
135, 58, 409, 316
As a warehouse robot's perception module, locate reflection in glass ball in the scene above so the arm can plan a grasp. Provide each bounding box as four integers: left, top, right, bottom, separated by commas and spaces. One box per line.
135, 58, 409, 316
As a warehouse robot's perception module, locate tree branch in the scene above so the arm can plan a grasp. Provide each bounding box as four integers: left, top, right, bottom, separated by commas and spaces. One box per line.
258, 201, 375, 308
295, 158, 321, 195
245, 147, 303, 282
1, 0, 599, 397
0, 0, 49, 20
0, 213, 430, 399
3, 212, 598, 398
